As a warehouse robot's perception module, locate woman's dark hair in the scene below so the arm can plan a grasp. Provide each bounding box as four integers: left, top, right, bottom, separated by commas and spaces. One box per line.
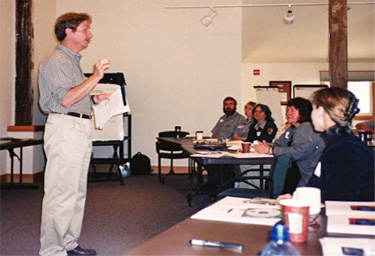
253, 104, 274, 122
287, 97, 312, 123
55, 12, 91, 42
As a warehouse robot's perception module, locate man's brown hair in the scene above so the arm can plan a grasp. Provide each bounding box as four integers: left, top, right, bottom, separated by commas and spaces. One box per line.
55, 12, 91, 42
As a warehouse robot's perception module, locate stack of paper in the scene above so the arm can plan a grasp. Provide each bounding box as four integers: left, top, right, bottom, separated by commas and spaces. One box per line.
320, 237, 375, 256
191, 196, 282, 226
326, 201, 375, 235
90, 83, 130, 129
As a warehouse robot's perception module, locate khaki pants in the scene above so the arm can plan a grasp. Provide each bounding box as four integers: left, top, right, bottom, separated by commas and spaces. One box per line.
40, 114, 92, 256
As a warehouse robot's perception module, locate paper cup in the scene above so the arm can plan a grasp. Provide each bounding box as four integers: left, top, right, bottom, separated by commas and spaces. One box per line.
279, 199, 310, 243
293, 187, 321, 215
241, 142, 251, 153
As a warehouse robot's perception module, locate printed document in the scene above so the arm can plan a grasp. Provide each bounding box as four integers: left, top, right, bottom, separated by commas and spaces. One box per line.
90, 83, 130, 129
191, 196, 282, 226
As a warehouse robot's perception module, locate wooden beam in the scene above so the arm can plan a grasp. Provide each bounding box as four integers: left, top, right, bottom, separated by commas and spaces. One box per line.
329, 0, 348, 88
15, 0, 33, 125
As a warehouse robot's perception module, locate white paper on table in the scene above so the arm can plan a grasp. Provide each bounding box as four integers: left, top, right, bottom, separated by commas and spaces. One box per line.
190, 151, 274, 159
230, 152, 274, 158
319, 237, 375, 256
327, 215, 375, 235
190, 151, 231, 158
90, 83, 130, 129
191, 196, 282, 226
326, 201, 375, 217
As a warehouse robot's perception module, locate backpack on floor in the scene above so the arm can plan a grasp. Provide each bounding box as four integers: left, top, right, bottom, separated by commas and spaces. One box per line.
130, 152, 152, 175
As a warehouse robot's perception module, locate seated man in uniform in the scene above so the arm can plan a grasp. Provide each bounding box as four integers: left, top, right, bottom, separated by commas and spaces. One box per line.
203, 97, 246, 192
211, 97, 246, 139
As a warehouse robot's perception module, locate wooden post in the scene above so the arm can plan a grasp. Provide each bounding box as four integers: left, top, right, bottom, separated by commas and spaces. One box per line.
329, 0, 348, 88
15, 0, 33, 125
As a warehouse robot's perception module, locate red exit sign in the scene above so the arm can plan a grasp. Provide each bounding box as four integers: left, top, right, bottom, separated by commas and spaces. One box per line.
253, 69, 260, 75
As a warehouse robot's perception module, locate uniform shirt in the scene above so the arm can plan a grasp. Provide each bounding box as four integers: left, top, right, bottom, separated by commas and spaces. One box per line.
234, 119, 254, 138
39, 44, 92, 115
273, 122, 325, 187
211, 112, 246, 139
246, 120, 278, 143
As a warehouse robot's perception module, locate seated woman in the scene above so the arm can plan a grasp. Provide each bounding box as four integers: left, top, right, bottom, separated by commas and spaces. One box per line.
253, 98, 326, 192
235, 104, 277, 189
233, 101, 256, 141
279, 87, 374, 202
246, 104, 278, 143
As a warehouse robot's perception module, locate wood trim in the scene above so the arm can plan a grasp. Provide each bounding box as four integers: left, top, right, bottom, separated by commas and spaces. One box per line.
152, 166, 190, 174
0, 171, 44, 184
7, 125, 44, 132
353, 82, 375, 121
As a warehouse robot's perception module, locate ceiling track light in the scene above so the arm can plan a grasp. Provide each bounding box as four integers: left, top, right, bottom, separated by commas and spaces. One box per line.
284, 5, 295, 25
165, 2, 375, 9
165, 2, 375, 26
201, 8, 217, 26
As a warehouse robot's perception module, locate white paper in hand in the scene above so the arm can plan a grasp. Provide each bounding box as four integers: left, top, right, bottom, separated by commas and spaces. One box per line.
90, 83, 130, 129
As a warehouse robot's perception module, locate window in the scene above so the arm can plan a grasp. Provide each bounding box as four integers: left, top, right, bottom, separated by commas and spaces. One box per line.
324, 81, 375, 120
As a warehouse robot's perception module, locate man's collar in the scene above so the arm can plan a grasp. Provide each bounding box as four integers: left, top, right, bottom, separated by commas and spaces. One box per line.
57, 44, 82, 59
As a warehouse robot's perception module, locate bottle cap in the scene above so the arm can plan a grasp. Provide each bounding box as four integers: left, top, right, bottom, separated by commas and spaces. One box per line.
270, 223, 289, 243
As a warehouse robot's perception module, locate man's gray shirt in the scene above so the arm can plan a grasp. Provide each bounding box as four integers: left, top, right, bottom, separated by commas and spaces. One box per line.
211, 112, 246, 139
39, 44, 92, 115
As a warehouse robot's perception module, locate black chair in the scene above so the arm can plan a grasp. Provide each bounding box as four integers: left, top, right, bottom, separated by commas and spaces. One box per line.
156, 130, 190, 184
212, 151, 292, 201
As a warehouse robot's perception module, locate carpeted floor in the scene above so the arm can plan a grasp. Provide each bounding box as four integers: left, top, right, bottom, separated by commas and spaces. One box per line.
0, 173, 211, 256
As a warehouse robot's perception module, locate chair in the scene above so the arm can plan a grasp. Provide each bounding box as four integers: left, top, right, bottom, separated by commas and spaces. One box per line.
212, 151, 292, 201
156, 130, 190, 184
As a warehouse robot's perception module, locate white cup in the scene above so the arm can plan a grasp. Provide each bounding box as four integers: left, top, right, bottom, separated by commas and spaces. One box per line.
293, 187, 321, 215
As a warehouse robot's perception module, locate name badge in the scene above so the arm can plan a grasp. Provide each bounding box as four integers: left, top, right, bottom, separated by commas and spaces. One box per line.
257, 131, 261, 136
314, 162, 321, 177
285, 131, 290, 139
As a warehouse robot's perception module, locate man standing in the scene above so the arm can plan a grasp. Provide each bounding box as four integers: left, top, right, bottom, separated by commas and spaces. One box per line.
211, 97, 246, 139
39, 13, 110, 256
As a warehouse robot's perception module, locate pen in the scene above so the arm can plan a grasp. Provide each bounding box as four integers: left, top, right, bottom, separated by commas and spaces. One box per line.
189, 239, 244, 251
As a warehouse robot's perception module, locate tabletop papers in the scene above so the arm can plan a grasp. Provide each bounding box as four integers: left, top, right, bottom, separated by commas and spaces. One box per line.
191, 196, 282, 226
326, 201, 375, 235
320, 237, 375, 256
190, 151, 273, 159
90, 83, 130, 129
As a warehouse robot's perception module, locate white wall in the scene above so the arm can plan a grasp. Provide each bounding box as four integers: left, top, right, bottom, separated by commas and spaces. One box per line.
33, 0, 57, 125
0, 0, 15, 175
51, 0, 243, 165
241, 62, 375, 126
242, 62, 375, 103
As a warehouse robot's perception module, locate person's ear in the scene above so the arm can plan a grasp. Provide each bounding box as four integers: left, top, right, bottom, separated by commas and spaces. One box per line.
317, 106, 325, 115
65, 27, 73, 37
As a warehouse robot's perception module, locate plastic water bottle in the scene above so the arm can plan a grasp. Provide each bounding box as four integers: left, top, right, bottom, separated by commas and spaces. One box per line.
259, 223, 301, 256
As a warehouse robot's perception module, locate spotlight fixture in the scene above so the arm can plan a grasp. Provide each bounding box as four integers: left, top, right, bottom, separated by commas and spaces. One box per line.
283, 7, 295, 25
201, 8, 217, 26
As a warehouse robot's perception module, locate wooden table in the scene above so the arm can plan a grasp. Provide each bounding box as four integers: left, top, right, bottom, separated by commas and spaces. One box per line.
125, 213, 328, 255
0, 137, 43, 189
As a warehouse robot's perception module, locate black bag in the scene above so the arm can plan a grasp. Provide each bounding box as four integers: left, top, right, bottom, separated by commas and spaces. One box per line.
130, 152, 152, 175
